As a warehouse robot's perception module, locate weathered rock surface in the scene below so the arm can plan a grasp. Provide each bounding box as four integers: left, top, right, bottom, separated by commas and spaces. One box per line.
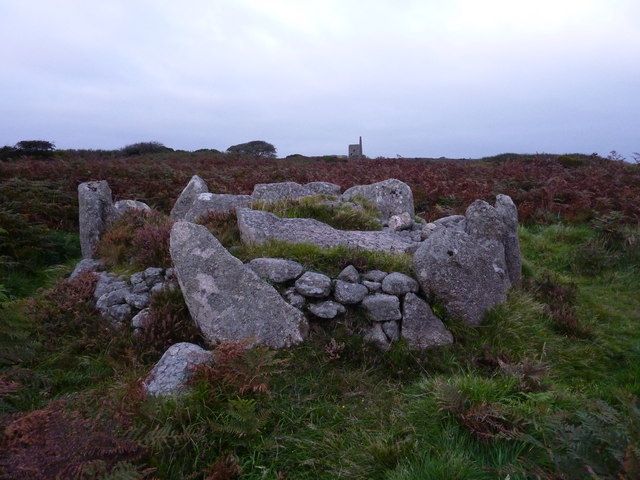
333, 280, 368, 304
413, 228, 511, 325
341, 179, 414, 222
248, 258, 304, 283
70, 258, 104, 279
361, 294, 402, 322
143, 342, 213, 397
464, 196, 522, 285
401, 293, 453, 350
337, 265, 360, 283
170, 221, 308, 348
305, 181, 341, 196
78, 181, 113, 258
236, 209, 419, 254
295, 272, 332, 298
308, 300, 346, 319
362, 270, 388, 283
112, 199, 151, 218
388, 212, 413, 231
131, 308, 151, 330
495, 195, 522, 285
170, 175, 209, 220
381, 321, 399, 341
252, 182, 313, 203
284, 287, 305, 309
363, 280, 382, 293
363, 323, 391, 350
184, 192, 252, 222
381, 272, 419, 296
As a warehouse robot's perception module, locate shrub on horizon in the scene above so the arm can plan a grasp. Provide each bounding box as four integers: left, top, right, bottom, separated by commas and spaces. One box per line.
226, 140, 276, 158
121, 141, 173, 156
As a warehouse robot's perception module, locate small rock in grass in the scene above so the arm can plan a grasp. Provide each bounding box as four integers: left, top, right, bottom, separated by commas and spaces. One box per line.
143, 342, 213, 397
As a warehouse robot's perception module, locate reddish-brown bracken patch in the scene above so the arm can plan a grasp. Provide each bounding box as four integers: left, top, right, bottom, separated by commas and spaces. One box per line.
0, 402, 146, 479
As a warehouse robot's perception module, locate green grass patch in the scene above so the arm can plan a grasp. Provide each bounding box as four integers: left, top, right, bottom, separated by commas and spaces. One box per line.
252, 195, 382, 231
234, 240, 413, 276
1, 222, 639, 478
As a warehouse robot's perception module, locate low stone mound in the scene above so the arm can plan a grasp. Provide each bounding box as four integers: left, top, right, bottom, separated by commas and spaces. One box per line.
236, 208, 420, 253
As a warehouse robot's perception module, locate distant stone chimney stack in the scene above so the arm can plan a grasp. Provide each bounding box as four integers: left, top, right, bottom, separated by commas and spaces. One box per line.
348, 137, 363, 158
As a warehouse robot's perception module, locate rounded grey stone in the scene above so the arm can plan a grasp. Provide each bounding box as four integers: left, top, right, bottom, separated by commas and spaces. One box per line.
143, 342, 213, 397
362, 280, 382, 293
308, 301, 346, 319
381, 272, 419, 296
337, 265, 360, 283
362, 270, 388, 283
334, 280, 368, 304
248, 258, 304, 283
361, 294, 402, 322
295, 271, 332, 298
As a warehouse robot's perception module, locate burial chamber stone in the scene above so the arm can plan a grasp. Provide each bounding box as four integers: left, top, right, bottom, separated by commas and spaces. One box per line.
401, 293, 453, 350
170, 175, 209, 220
184, 192, 253, 222
170, 221, 308, 349
78, 180, 114, 258
413, 227, 511, 326
252, 181, 340, 203
341, 178, 414, 222
236, 208, 419, 254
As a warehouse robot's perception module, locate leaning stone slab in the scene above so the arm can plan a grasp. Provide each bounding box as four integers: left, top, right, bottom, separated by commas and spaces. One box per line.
236, 208, 419, 254
184, 192, 253, 222
341, 179, 414, 222
143, 342, 213, 397
78, 180, 114, 258
413, 228, 511, 326
248, 258, 304, 283
401, 293, 453, 350
170, 221, 308, 348
170, 175, 209, 220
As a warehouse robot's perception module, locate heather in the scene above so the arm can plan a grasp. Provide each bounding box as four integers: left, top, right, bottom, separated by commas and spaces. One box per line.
1, 153, 639, 479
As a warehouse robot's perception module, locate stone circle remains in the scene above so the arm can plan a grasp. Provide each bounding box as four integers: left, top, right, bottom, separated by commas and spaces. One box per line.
75, 176, 522, 396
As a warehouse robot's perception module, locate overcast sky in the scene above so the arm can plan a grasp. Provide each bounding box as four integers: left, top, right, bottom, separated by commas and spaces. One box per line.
1, 1, 638, 158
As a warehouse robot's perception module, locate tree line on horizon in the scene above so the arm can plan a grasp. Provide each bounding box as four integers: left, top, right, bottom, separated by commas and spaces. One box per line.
0, 139, 278, 161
